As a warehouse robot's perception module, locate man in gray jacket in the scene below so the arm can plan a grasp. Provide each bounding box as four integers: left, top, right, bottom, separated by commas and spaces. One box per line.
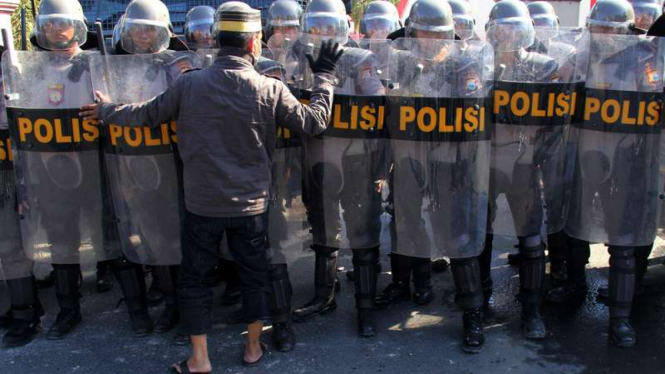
79, 2, 342, 372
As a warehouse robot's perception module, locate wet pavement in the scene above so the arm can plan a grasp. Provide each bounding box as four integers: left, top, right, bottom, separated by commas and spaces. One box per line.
1, 230, 665, 374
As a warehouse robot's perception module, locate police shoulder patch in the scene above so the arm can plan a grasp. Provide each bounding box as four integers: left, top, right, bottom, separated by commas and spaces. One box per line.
645, 61, 661, 85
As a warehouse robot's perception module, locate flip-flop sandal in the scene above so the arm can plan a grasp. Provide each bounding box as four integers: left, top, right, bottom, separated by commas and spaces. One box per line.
242, 342, 268, 367
172, 359, 211, 374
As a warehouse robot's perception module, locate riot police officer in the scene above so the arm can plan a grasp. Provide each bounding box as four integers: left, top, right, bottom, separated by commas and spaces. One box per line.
0, 40, 44, 347
482, 0, 566, 340
564, 0, 662, 347
289, 0, 386, 337
501, 1, 577, 290
383, 0, 491, 353
377, 0, 458, 311
185, 5, 215, 50
5, 0, 120, 340
106, 0, 197, 339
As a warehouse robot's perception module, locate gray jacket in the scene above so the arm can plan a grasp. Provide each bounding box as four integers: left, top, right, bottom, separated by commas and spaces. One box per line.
99, 47, 335, 218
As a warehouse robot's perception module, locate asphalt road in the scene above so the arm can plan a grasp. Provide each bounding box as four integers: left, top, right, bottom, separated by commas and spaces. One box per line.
1, 225, 665, 374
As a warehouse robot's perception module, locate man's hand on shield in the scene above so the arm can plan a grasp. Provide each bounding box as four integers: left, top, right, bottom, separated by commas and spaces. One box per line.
79, 91, 112, 121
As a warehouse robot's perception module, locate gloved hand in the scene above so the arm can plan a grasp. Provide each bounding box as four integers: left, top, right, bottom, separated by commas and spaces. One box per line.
306, 39, 344, 75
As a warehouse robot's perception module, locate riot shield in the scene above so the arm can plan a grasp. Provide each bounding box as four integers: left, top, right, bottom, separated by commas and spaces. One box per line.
286, 35, 388, 250
89, 51, 197, 265
487, 26, 587, 238
197, 48, 217, 68
2, 51, 117, 264
267, 35, 299, 68
566, 34, 663, 246
0, 73, 30, 279
358, 39, 392, 83
260, 48, 308, 263
386, 38, 492, 259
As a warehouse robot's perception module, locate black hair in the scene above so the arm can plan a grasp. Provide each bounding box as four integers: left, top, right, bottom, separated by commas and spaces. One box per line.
216, 31, 258, 49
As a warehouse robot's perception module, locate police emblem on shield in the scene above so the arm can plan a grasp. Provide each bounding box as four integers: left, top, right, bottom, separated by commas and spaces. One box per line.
47, 84, 65, 107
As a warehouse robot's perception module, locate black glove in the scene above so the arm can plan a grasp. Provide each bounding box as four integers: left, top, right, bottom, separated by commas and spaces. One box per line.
306, 39, 344, 75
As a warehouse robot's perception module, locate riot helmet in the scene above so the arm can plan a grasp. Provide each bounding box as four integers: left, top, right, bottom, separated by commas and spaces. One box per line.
120, 0, 172, 54
405, 0, 455, 39
34, 0, 88, 51
301, 0, 350, 45
628, 0, 663, 29
527, 1, 559, 30
586, 0, 636, 34
111, 15, 123, 51
486, 0, 535, 52
185, 5, 215, 49
359, 1, 401, 39
448, 0, 475, 41
265, 0, 303, 41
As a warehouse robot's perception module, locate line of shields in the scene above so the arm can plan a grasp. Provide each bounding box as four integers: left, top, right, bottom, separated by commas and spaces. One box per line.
1, 26, 665, 279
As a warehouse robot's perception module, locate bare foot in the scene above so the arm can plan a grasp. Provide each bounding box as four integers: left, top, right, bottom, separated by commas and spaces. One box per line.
172, 357, 212, 373
243, 342, 265, 364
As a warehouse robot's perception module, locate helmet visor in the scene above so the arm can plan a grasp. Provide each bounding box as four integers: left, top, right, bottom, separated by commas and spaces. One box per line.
120, 18, 171, 54
633, 3, 662, 29
301, 12, 349, 45
185, 19, 214, 49
35, 14, 87, 51
486, 19, 535, 52
361, 14, 400, 38
453, 15, 475, 40
532, 14, 558, 29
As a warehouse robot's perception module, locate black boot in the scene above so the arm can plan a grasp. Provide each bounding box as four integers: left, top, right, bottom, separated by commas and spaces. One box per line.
451, 257, 485, 353
412, 257, 433, 305
293, 245, 338, 322
0, 310, 12, 330
462, 309, 484, 354
353, 247, 379, 337
153, 266, 180, 333
96, 260, 115, 293
479, 234, 493, 309
507, 252, 521, 266
269, 264, 296, 352
2, 277, 43, 348
113, 259, 152, 337
518, 241, 546, 339
375, 253, 411, 309
608, 246, 637, 348
48, 264, 82, 340
547, 238, 589, 303
221, 263, 242, 306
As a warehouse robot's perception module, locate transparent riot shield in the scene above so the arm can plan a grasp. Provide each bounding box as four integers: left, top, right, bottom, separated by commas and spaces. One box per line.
197, 48, 217, 68
487, 26, 587, 238
286, 35, 388, 250
566, 34, 663, 246
0, 74, 29, 279
2, 51, 117, 264
358, 39, 392, 83
386, 38, 493, 259
90, 52, 196, 265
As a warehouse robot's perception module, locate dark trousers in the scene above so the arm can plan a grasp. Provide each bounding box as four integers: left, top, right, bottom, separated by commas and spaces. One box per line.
179, 210, 270, 335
